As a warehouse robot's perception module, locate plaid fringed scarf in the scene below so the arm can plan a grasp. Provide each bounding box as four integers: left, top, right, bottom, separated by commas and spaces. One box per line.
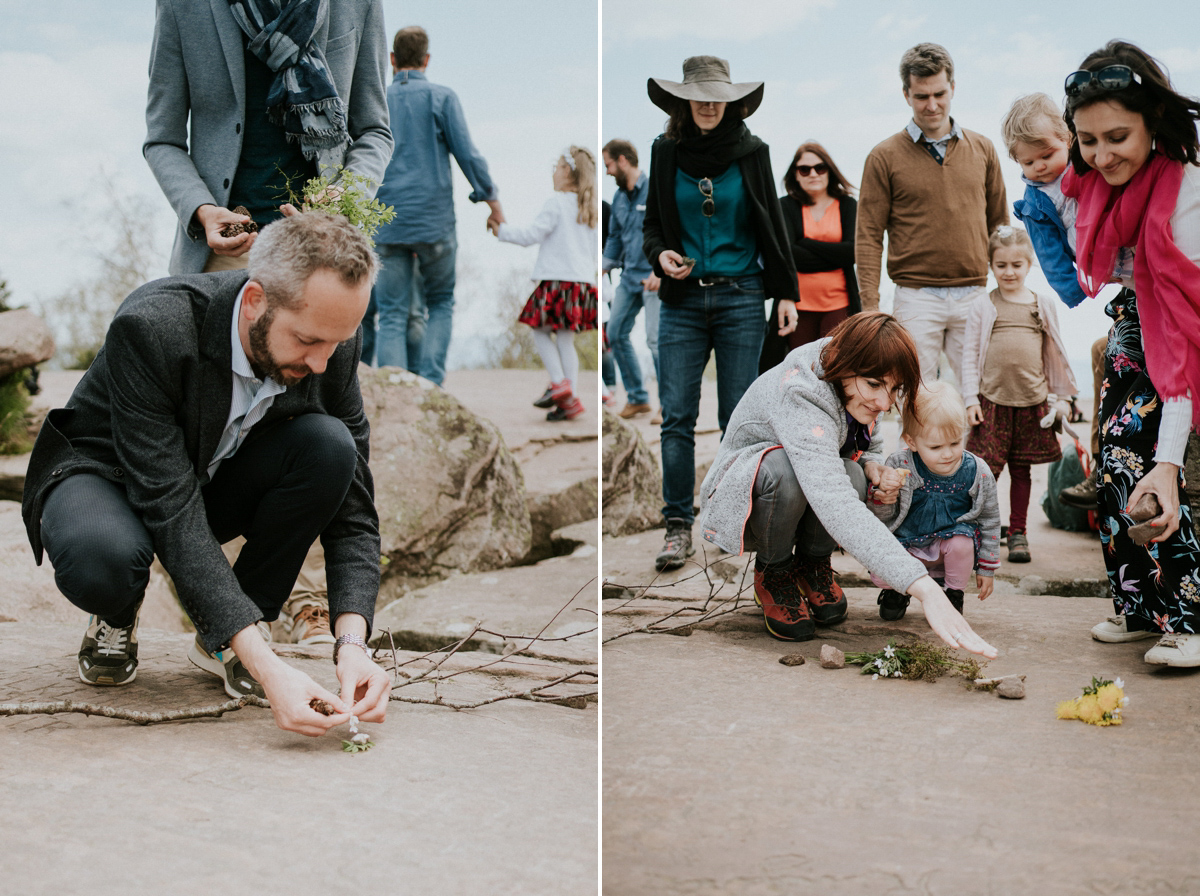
227, 0, 349, 161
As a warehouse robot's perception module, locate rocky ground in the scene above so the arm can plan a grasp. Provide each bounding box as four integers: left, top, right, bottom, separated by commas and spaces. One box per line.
0, 367, 599, 896
602, 382, 1200, 895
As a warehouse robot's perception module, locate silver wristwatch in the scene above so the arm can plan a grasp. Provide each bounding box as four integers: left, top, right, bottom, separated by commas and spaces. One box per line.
333, 633, 369, 664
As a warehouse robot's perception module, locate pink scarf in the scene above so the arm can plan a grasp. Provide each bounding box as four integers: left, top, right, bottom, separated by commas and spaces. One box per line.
1064, 154, 1200, 425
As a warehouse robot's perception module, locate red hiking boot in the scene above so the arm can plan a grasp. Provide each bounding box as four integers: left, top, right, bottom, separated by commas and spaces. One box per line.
793, 554, 848, 625
754, 562, 816, 641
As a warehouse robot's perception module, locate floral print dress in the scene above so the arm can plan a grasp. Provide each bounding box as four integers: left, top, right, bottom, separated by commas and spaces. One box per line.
1098, 290, 1200, 633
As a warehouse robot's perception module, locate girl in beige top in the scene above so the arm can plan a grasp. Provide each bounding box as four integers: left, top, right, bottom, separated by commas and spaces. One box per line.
961, 226, 1077, 563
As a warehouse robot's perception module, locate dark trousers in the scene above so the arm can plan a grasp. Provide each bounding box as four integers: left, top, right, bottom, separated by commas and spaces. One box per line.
743, 448, 867, 565
40, 414, 358, 628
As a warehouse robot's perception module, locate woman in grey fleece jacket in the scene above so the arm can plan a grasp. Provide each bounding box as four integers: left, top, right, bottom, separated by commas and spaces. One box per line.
698, 313, 997, 657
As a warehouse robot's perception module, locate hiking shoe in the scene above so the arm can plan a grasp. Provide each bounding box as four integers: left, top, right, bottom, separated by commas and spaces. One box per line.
877, 588, 910, 621
1092, 615, 1158, 643
754, 562, 816, 641
284, 601, 335, 646
655, 518, 694, 571
1007, 532, 1031, 563
533, 386, 556, 409
793, 554, 847, 624
1060, 476, 1098, 509
945, 587, 965, 615
187, 637, 266, 700
1144, 633, 1200, 667
618, 402, 651, 419
78, 599, 143, 686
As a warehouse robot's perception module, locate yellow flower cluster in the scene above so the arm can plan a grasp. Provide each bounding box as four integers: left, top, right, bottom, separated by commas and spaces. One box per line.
1056, 677, 1127, 726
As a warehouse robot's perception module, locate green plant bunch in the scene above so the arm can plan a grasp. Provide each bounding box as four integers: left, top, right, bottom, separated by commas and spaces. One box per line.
279, 166, 395, 244
845, 638, 987, 683
0, 372, 32, 455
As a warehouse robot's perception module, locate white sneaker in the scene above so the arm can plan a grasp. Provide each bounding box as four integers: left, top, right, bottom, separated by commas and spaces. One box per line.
1091, 615, 1159, 643
1144, 633, 1200, 667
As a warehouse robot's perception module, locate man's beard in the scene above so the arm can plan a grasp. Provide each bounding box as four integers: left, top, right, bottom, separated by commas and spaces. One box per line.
248, 308, 309, 386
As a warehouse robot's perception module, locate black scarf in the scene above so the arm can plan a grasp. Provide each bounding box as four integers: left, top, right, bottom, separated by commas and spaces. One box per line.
674, 117, 763, 178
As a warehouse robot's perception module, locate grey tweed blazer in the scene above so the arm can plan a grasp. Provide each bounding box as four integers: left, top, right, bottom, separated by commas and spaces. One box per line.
144, 0, 393, 274
21, 272, 381, 652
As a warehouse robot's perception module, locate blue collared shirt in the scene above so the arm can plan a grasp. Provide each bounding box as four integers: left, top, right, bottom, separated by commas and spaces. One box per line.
602, 170, 653, 291
905, 117, 963, 163
206, 284, 287, 482
375, 70, 498, 245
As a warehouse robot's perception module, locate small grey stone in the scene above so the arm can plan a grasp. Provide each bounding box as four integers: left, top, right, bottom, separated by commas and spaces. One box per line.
996, 677, 1026, 699
819, 644, 845, 669
779, 654, 806, 666
1018, 574, 1047, 595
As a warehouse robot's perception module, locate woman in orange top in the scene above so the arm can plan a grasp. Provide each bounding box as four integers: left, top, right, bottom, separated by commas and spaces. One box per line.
762, 141, 861, 369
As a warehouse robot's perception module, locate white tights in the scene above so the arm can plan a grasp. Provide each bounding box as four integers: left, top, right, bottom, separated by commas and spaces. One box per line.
532, 327, 579, 391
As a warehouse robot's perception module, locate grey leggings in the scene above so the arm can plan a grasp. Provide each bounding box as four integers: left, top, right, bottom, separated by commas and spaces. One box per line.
742, 448, 867, 565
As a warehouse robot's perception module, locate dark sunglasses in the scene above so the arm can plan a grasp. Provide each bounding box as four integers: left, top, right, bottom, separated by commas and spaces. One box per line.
796, 163, 828, 176
698, 177, 715, 217
1064, 65, 1142, 97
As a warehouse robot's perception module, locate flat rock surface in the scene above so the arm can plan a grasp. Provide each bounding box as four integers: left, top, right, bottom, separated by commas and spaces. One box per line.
603, 578, 1200, 895
0, 623, 597, 895
374, 520, 599, 664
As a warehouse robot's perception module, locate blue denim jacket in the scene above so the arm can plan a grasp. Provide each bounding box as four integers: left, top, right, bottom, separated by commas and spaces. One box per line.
603, 171, 653, 291
1012, 181, 1087, 307
375, 71, 497, 245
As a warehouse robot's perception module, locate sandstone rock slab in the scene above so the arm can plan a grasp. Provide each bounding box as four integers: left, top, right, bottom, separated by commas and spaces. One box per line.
602, 408, 661, 537
0, 309, 54, 378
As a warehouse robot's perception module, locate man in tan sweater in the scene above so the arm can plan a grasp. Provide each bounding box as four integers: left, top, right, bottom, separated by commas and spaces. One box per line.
856, 43, 1008, 384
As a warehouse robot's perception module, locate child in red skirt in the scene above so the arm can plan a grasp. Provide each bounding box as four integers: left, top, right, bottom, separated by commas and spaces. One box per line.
962, 225, 1077, 562
491, 146, 598, 421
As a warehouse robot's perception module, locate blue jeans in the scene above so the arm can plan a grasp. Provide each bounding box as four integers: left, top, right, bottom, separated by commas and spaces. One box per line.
361, 277, 427, 369
658, 275, 766, 522
607, 282, 662, 405
375, 236, 456, 383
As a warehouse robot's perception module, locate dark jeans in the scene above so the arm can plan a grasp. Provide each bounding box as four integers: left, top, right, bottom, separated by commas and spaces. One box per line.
743, 449, 868, 565
658, 275, 766, 521
40, 414, 358, 628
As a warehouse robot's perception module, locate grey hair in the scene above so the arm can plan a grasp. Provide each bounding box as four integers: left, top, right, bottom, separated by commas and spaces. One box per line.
248, 213, 379, 310
899, 42, 954, 90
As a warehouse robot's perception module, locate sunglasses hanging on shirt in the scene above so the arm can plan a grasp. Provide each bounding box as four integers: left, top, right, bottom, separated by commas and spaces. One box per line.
698, 177, 715, 217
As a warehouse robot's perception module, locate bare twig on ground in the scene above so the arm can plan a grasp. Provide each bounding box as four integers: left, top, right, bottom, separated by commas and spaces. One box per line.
0, 696, 269, 725
602, 548, 755, 643
389, 670, 597, 710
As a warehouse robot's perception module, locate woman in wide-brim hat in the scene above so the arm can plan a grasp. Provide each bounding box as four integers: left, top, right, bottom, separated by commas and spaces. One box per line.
643, 55, 798, 574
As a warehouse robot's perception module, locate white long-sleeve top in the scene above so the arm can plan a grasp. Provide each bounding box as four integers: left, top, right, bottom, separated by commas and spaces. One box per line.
497, 192, 597, 285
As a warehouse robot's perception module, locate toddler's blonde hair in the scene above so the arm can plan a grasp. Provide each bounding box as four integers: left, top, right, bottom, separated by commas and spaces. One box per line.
987, 224, 1035, 264
902, 381, 969, 442
1001, 92, 1071, 160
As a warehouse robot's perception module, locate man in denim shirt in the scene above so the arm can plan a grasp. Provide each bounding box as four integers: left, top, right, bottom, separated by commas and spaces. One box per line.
602, 139, 661, 420
370, 26, 503, 384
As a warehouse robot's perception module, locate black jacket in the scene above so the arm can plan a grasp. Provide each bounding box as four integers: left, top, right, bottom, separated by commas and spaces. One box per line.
22, 271, 380, 652
761, 194, 862, 371
642, 135, 797, 306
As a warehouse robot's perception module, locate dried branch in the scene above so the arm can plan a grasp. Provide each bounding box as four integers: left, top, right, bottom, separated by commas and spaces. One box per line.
389, 670, 597, 710
0, 696, 269, 725
603, 550, 755, 643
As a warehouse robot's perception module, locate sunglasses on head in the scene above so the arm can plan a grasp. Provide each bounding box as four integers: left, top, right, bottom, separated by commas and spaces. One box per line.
796, 163, 828, 176
1064, 64, 1142, 98
698, 177, 715, 217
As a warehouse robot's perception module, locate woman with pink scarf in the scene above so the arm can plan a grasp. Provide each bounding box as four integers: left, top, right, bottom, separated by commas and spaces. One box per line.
1062, 40, 1200, 666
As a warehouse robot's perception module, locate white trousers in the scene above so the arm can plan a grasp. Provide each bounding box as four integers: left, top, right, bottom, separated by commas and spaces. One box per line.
891, 284, 986, 386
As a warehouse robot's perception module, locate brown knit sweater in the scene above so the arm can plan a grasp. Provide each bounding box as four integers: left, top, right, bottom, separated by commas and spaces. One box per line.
854, 128, 1008, 309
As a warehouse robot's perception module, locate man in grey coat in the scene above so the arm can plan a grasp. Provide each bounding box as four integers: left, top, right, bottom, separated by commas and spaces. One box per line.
144, 0, 393, 275
21, 214, 390, 737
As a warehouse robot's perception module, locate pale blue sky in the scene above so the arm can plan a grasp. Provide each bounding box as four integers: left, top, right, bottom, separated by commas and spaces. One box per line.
0, 0, 598, 364
602, 0, 1200, 373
